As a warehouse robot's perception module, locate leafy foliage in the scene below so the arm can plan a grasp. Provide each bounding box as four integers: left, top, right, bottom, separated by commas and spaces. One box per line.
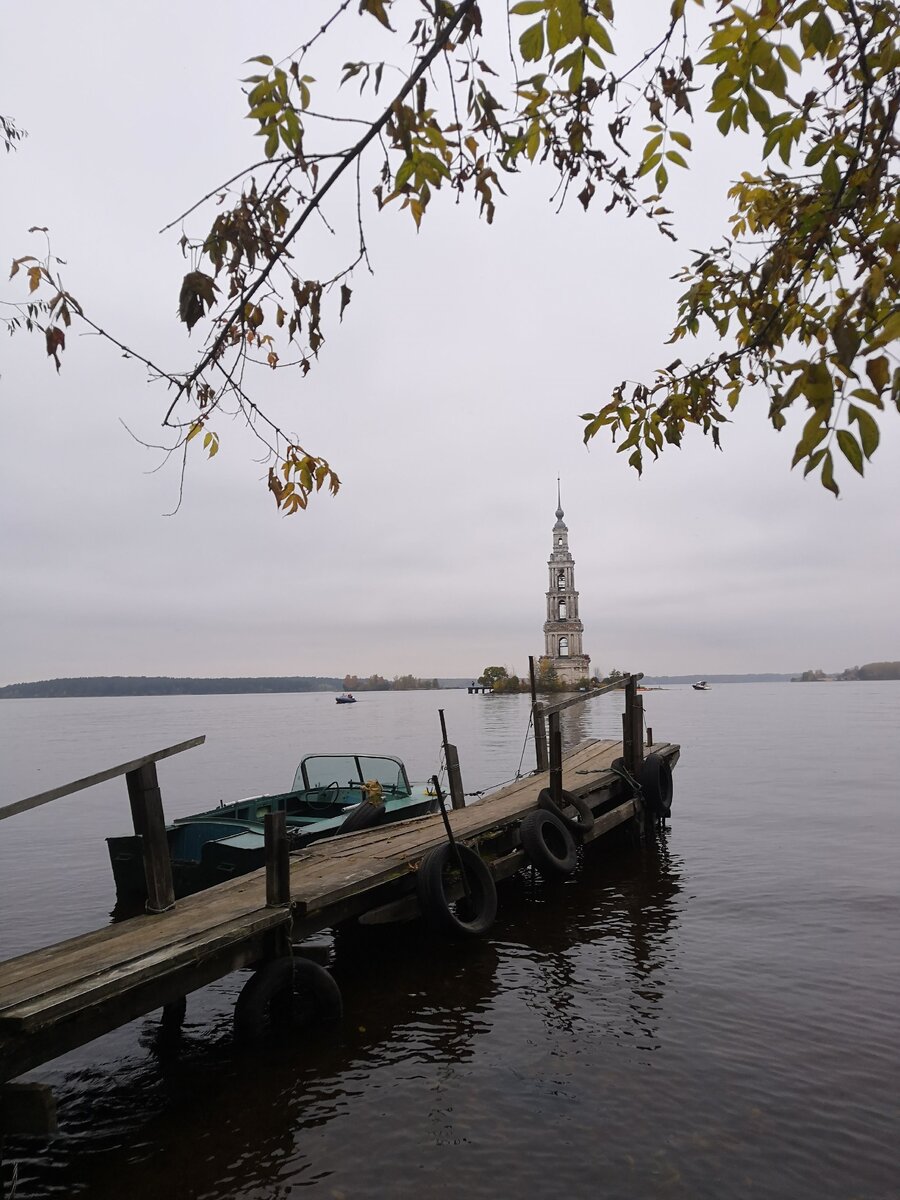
5, 1, 899, 506
1, 114, 26, 153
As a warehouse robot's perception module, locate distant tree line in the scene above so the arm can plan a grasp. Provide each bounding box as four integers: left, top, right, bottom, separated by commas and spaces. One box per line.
0, 674, 447, 698
1, 676, 343, 698
792, 662, 900, 682
341, 675, 440, 692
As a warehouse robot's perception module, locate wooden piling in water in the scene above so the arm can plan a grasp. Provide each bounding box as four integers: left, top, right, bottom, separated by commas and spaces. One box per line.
126, 762, 175, 915
264, 812, 290, 908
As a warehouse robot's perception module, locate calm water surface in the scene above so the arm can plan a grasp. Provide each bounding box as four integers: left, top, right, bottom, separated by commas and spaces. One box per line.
1, 684, 898, 1198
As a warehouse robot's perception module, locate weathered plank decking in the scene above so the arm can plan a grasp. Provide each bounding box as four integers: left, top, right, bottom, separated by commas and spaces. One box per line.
0, 737, 678, 1083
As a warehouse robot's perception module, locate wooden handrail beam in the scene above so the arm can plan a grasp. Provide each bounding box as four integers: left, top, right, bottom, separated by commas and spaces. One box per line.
540, 673, 643, 716
0, 736, 206, 823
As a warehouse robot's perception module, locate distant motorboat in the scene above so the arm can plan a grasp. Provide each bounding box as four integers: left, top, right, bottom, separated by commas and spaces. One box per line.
692, 680, 711, 691
335, 693, 357, 704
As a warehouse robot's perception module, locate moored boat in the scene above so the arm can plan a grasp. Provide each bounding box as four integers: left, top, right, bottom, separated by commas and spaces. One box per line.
107, 752, 438, 907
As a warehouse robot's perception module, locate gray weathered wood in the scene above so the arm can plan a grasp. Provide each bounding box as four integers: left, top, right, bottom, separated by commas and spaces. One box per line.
533, 703, 549, 773
126, 762, 175, 914
530, 656, 549, 772
265, 812, 290, 907
630, 695, 645, 776
444, 743, 466, 811
0, 736, 206, 823
541, 672, 643, 716
548, 710, 563, 806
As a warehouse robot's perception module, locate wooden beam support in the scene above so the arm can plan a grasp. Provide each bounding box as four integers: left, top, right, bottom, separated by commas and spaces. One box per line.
265, 812, 290, 907
438, 708, 466, 810
125, 763, 175, 914
0, 1082, 57, 1136
548, 710, 563, 806
530, 656, 549, 773
533, 703, 549, 773
444, 744, 466, 811
622, 677, 644, 777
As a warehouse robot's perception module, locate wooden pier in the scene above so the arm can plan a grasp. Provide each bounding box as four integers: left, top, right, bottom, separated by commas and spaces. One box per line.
0, 673, 679, 1113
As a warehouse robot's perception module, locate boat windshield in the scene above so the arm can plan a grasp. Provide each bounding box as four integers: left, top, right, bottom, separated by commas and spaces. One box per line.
294, 754, 410, 793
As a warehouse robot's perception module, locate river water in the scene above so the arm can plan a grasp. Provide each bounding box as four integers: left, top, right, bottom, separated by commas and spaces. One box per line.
1, 684, 897, 1199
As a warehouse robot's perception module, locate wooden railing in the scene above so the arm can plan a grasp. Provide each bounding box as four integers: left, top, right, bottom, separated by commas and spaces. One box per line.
528, 662, 646, 797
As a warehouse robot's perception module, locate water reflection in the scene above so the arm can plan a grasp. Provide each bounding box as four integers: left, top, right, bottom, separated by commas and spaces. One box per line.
494, 830, 682, 1040
10, 834, 682, 1200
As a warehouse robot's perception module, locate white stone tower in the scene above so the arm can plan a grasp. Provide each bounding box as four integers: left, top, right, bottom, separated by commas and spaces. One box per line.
538, 481, 591, 688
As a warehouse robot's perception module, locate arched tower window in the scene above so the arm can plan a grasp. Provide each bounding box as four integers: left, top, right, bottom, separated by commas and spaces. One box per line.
558, 599, 567, 619
559, 636, 569, 657
557, 571, 565, 590
557, 536, 564, 546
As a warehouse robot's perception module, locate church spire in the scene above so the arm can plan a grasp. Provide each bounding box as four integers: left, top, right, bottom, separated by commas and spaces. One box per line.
539, 485, 591, 687
553, 478, 567, 531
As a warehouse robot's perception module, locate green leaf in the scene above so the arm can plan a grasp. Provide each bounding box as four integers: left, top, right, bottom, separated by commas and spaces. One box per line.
836, 429, 864, 475
865, 354, 890, 392
519, 20, 545, 62
848, 404, 880, 458
820, 449, 839, 497
778, 44, 802, 73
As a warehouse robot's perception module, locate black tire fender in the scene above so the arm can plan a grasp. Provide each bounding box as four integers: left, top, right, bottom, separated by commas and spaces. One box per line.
234, 957, 343, 1042
417, 843, 497, 938
536, 787, 594, 837
638, 752, 673, 817
519, 808, 578, 878
339, 797, 388, 835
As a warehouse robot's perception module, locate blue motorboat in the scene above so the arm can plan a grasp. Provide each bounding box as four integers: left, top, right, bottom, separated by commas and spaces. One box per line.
107, 752, 438, 906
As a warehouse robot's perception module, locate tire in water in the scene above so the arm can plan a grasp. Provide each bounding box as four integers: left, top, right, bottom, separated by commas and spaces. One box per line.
638, 752, 674, 817
536, 787, 594, 837
234, 957, 343, 1042
417, 843, 497, 938
519, 809, 578, 879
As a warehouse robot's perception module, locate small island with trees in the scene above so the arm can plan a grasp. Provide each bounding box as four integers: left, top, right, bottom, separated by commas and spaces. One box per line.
792, 661, 900, 682
475, 665, 623, 694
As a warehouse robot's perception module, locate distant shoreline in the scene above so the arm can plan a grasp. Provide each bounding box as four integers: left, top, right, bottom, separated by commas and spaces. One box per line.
0, 675, 473, 699
4, 671, 896, 699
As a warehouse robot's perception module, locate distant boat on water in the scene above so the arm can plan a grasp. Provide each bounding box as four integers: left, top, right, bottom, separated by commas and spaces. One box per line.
692, 680, 711, 691
335, 693, 357, 704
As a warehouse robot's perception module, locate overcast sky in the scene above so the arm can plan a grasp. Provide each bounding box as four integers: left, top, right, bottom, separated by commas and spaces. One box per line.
2, 2, 897, 684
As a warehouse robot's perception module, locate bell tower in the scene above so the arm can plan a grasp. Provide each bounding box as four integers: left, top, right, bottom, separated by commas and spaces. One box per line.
538, 481, 591, 688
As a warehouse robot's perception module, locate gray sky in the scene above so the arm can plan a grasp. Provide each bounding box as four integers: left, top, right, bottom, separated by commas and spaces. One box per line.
2, 2, 898, 684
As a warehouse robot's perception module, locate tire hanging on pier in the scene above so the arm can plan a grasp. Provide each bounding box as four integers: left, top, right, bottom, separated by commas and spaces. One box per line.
233, 957, 343, 1042
536, 787, 595, 837
417, 843, 497, 938
638, 752, 674, 818
519, 809, 578, 879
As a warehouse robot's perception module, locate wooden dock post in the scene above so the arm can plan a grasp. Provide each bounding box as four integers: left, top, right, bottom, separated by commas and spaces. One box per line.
125, 762, 175, 914
622, 675, 645, 778
529, 656, 549, 773
439, 709, 466, 810
548, 709, 563, 805
264, 812, 290, 907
